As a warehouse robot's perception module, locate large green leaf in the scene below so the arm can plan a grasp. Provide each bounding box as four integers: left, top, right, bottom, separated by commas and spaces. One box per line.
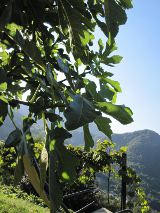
0, 100, 8, 126
104, 0, 128, 38
50, 127, 79, 182
5, 129, 22, 148
102, 55, 123, 66
120, 0, 133, 9
49, 152, 63, 212
64, 95, 100, 130
98, 84, 117, 103
100, 77, 122, 93
94, 116, 112, 139
23, 154, 50, 207
46, 63, 60, 92
86, 81, 102, 101
49, 127, 79, 211
0, 82, 7, 92
14, 156, 24, 185
83, 124, 94, 151
5, 24, 45, 69
95, 102, 133, 124
57, 0, 94, 62
17, 137, 50, 207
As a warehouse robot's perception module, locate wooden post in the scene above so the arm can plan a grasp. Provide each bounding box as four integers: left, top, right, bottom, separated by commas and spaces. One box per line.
121, 153, 127, 210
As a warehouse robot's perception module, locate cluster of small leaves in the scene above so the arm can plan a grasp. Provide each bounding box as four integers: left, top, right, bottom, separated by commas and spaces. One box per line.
0, 139, 44, 185
67, 140, 134, 182
0, 140, 16, 184
0, 0, 133, 211
67, 141, 150, 212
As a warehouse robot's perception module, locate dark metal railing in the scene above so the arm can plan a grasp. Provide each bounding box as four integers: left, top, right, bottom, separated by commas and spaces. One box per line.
62, 153, 130, 213
63, 188, 94, 199
121, 153, 127, 211
75, 201, 96, 213
31, 150, 130, 213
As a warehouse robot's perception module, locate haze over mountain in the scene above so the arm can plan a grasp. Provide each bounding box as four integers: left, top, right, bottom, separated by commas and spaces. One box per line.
0, 106, 44, 140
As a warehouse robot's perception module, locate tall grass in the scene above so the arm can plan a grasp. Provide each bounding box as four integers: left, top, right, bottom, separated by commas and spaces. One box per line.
0, 193, 49, 213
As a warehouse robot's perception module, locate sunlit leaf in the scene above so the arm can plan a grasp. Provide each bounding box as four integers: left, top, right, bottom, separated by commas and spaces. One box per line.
96, 102, 133, 124
14, 156, 24, 185
101, 78, 122, 92
83, 124, 94, 151
49, 127, 79, 211
23, 154, 50, 207
50, 127, 79, 182
0, 82, 7, 92
102, 55, 123, 66
94, 116, 112, 139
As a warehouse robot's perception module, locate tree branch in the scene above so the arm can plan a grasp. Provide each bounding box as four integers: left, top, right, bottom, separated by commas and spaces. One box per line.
9, 99, 66, 108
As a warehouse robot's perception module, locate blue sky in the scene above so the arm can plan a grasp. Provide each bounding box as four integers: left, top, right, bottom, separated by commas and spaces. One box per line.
97, 0, 160, 134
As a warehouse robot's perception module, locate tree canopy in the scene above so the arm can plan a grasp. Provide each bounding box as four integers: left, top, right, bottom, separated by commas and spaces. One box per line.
0, 0, 133, 212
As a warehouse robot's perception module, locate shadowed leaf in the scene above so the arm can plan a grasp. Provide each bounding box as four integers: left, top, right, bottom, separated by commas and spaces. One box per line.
64, 95, 100, 130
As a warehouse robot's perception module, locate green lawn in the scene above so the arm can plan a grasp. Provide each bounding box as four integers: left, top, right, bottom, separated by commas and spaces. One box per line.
0, 192, 50, 213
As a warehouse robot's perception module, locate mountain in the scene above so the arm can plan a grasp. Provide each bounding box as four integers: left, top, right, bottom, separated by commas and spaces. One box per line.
113, 129, 160, 179
0, 111, 22, 140
113, 130, 160, 210
0, 106, 45, 140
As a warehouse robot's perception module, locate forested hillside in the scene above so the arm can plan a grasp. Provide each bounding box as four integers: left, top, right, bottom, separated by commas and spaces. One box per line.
113, 130, 160, 210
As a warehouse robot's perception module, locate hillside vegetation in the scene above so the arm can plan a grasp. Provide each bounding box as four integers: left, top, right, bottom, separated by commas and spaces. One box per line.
0, 193, 49, 213
1, 113, 159, 210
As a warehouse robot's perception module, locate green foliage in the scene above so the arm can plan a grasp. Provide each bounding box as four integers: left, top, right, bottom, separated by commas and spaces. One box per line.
64, 95, 100, 130
0, 141, 16, 184
0, 186, 49, 213
0, 0, 134, 211
96, 102, 133, 124
67, 140, 150, 212
0, 184, 46, 208
0, 139, 43, 185
5, 129, 22, 148
83, 124, 94, 151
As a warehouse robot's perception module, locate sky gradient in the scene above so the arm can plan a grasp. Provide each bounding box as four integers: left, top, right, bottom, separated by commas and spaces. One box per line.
97, 0, 160, 134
